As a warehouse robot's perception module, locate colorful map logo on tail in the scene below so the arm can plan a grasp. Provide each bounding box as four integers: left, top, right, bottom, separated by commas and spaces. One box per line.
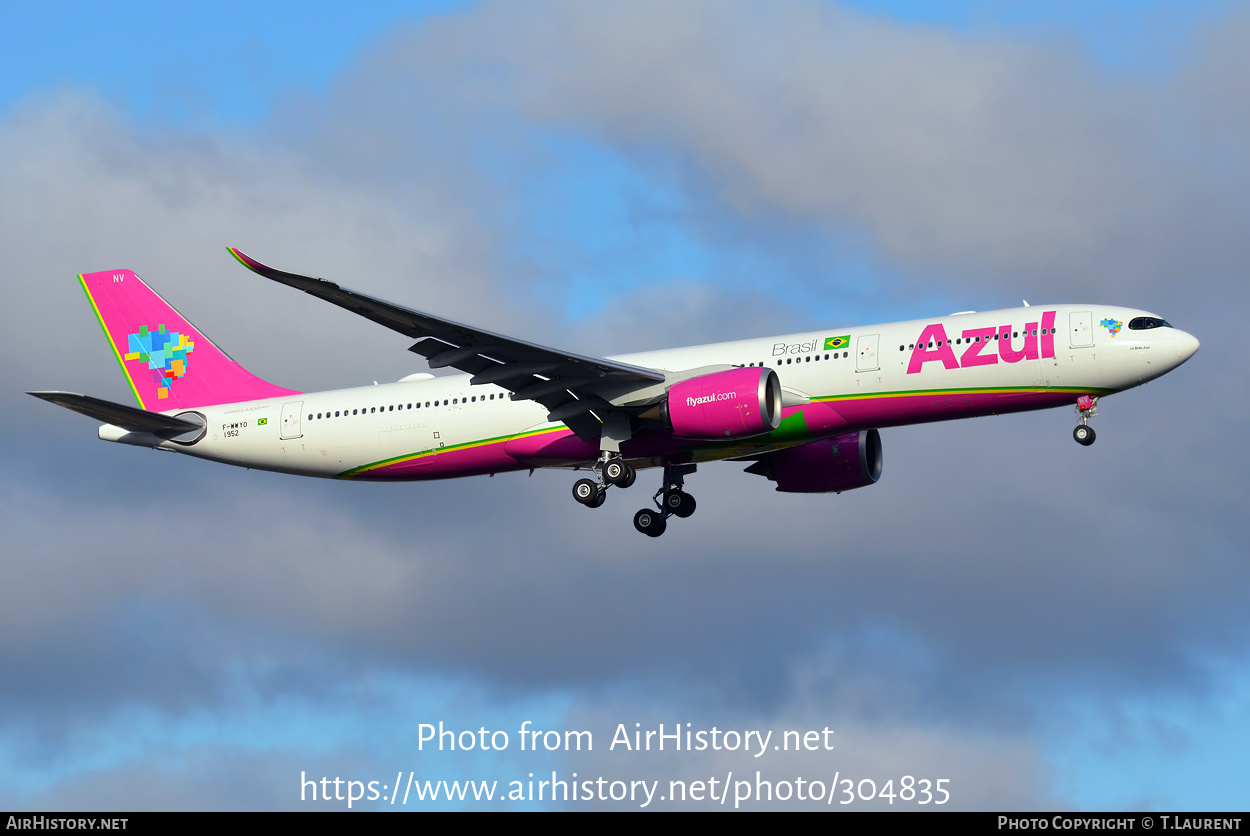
124, 324, 195, 399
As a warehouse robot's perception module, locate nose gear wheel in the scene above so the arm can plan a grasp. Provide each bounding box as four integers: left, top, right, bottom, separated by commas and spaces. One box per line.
1073, 395, 1098, 446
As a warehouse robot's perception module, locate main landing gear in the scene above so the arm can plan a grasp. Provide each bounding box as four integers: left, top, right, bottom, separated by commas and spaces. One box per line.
571, 453, 636, 510
1073, 395, 1098, 446
572, 452, 700, 537
570, 456, 698, 537
632, 464, 697, 538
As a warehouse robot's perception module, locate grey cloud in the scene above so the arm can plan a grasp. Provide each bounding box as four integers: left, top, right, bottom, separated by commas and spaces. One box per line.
350, 0, 1250, 302
2, 1, 1247, 811
0, 90, 537, 416
564, 695, 1062, 810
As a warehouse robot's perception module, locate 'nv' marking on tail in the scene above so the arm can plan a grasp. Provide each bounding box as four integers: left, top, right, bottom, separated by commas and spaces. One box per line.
79, 269, 299, 411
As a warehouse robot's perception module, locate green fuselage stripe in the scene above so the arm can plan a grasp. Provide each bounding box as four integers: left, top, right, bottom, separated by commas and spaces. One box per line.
336, 424, 565, 478
335, 384, 1107, 479
812, 384, 1110, 403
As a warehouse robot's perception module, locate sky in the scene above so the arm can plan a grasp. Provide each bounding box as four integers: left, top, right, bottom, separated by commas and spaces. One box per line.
1, 0, 1246, 811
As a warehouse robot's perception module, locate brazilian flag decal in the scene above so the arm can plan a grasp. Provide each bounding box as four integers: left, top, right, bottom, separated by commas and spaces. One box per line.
257, 418, 268, 425
824, 335, 850, 351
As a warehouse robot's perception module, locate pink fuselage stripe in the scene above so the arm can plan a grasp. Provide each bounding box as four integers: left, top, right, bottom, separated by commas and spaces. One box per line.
349, 388, 1083, 481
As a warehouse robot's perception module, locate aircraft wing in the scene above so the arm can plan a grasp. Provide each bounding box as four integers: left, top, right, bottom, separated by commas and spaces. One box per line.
227, 248, 667, 441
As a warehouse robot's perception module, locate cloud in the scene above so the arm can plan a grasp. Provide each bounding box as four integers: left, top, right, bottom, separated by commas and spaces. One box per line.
337, 0, 1250, 304
2, 0, 1248, 811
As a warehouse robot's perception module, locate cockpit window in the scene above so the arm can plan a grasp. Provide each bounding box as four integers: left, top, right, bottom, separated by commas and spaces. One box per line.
1129, 317, 1172, 330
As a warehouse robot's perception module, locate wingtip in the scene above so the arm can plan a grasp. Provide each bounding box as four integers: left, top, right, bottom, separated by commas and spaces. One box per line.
226, 246, 261, 272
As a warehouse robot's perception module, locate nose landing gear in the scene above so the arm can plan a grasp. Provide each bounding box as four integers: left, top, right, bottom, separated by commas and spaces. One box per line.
1073, 395, 1098, 446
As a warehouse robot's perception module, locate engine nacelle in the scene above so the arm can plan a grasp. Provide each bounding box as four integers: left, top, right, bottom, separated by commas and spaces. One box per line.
660, 367, 783, 440
747, 430, 883, 493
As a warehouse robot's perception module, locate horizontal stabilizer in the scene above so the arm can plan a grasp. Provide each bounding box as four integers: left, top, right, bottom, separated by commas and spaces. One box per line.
28, 391, 204, 437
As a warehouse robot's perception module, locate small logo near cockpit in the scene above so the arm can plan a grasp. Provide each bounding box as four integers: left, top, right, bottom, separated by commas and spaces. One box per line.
1099, 319, 1123, 338
824, 335, 850, 351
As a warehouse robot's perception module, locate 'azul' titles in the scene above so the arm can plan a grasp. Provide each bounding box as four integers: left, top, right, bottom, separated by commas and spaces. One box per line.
907, 311, 1057, 375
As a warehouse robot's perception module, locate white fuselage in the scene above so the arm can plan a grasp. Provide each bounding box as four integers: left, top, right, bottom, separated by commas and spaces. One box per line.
103, 304, 1198, 479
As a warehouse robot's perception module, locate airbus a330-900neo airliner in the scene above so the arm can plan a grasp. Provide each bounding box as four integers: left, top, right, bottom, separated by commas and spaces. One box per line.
32, 249, 1199, 537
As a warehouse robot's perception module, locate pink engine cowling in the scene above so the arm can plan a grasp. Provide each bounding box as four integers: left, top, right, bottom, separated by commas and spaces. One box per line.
749, 430, 883, 493
664, 367, 783, 439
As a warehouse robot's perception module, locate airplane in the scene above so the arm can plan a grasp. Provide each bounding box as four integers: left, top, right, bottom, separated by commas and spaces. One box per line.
31, 249, 1200, 536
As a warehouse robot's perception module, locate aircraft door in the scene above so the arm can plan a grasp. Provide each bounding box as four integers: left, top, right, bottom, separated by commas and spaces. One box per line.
280, 401, 304, 439
856, 334, 880, 372
1069, 312, 1093, 348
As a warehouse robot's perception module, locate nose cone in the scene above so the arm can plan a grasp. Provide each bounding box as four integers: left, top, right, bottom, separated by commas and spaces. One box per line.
1175, 330, 1200, 365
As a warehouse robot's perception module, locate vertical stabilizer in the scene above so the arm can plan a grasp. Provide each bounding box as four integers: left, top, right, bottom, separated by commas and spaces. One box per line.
79, 269, 299, 410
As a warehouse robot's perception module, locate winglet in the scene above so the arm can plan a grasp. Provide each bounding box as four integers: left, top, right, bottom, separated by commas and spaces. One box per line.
226, 246, 256, 269
226, 247, 278, 278
226, 248, 342, 293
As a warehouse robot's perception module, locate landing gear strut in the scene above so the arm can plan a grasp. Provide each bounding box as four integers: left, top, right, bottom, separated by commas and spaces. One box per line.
633, 463, 697, 537
1073, 395, 1098, 447
571, 453, 635, 509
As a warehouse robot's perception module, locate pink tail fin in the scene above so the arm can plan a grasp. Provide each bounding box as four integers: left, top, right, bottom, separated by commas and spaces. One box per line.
79, 269, 299, 410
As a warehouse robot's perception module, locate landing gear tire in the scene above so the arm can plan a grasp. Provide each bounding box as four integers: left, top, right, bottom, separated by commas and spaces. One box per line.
586, 490, 606, 508
573, 478, 601, 504
634, 508, 667, 537
665, 490, 696, 518
1073, 425, 1096, 446
604, 460, 635, 488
